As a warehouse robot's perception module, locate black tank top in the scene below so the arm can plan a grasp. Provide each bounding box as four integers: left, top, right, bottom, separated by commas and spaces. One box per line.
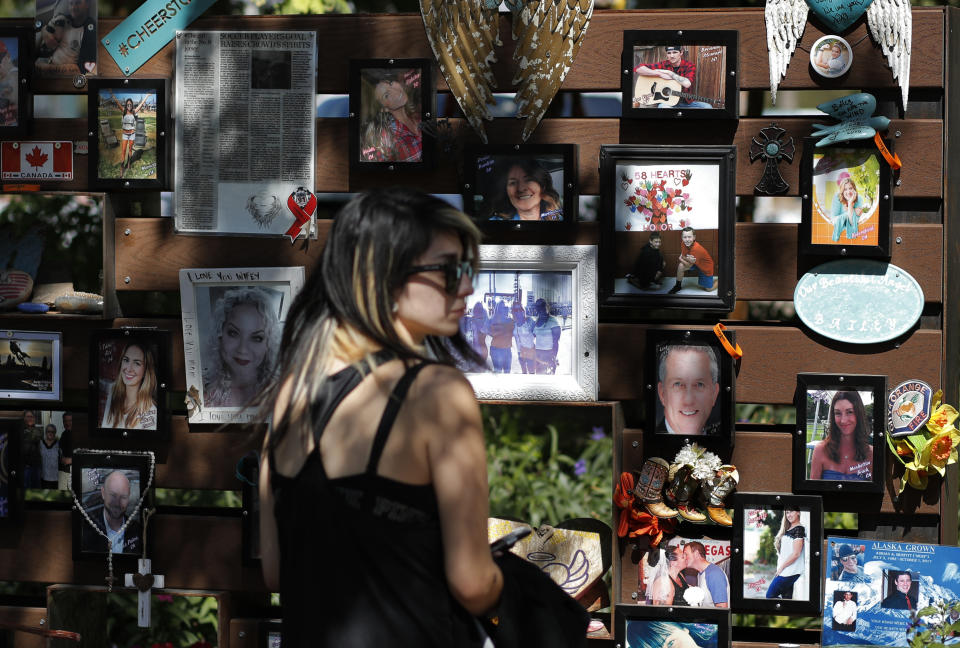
270, 354, 479, 647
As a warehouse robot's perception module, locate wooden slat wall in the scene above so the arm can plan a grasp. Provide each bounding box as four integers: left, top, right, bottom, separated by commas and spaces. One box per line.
0, 7, 952, 647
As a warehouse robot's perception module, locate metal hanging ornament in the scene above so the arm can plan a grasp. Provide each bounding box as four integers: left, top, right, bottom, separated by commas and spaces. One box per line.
749, 123, 795, 195
68, 449, 156, 591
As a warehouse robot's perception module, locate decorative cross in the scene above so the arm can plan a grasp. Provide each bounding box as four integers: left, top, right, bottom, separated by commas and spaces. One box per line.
125, 558, 165, 628
749, 123, 795, 196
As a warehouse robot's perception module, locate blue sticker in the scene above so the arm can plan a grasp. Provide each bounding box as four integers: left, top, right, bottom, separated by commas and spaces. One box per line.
101, 0, 217, 76
794, 260, 924, 344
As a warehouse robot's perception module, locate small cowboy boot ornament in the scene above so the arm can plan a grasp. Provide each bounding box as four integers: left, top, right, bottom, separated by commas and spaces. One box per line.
664, 463, 707, 523
700, 465, 739, 527
634, 457, 677, 519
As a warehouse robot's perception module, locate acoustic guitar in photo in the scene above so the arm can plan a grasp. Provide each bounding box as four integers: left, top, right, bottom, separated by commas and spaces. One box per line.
633, 77, 723, 108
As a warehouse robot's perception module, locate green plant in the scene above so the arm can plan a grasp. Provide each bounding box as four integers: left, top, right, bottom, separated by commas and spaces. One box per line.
484, 407, 612, 528
105, 593, 218, 647
908, 599, 960, 648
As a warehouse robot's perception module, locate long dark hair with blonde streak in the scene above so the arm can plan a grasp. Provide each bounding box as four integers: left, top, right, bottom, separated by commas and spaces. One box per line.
259, 188, 482, 453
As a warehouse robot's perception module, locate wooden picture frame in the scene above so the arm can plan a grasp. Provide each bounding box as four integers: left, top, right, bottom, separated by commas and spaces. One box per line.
599, 144, 737, 312
0, 330, 61, 402
0, 26, 31, 138
644, 329, 735, 458
459, 245, 597, 402
793, 373, 886, 494
731, 492, 823, 615
800, 137, 892, 258
348, 58, 434, 172
614, 602, 730, 648
620, 30, 739, 121
71, 450, 153, 561
87, 78, 168, 191
179, 266, 305, 425
88, 328, 171, 439
462, 143, 578, 236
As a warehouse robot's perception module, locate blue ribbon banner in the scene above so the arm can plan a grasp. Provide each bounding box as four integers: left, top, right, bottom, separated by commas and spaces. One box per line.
101, 0, 216, 76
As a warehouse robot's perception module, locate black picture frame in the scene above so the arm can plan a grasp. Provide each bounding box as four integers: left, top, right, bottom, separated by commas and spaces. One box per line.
348, 58, 434, 172
620, 30, 739, 121
0, 26, 31, 138
88, 329, 170, 439
731, 492, 823, 615
0, 417, 23, 523
87, 78, 168, 191
258, 619, 282, 647
599, 144, 737, 312
644, 328, 735, 458
793, 373, 886, 495
71, 450, 153, 561
614, 602, 730, 648
800, 137, 892, 258
462, 143, 577, 236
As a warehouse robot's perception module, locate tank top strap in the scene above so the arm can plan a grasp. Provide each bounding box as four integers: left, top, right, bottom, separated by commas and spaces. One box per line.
364, 361, 434, 477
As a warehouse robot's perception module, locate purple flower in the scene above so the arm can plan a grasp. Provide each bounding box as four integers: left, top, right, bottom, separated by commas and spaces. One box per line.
155, 594, 174, 603
590, 427, 605, 441
574, 459, 587, 476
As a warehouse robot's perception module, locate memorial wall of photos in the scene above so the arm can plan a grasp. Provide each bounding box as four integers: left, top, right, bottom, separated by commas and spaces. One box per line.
0, 3, 948, 647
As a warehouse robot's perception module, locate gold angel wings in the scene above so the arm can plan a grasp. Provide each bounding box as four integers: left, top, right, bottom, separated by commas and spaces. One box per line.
420, 0, 594, 143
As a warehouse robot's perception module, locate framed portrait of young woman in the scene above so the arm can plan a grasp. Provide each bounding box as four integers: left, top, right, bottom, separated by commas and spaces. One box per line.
0, 26, 31, 138
88, 329, 171, 439
348, 58, 434, 172
792, 373, 886, 494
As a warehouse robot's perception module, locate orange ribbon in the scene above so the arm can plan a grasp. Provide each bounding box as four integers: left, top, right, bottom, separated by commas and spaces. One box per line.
613, 471, 678, 543
874, 133, 902, 170
627, 512, 677, 545
713, 323, 742, 360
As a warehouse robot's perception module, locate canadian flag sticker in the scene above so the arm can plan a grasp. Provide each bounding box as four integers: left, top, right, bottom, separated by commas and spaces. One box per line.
1, 141, 74, 181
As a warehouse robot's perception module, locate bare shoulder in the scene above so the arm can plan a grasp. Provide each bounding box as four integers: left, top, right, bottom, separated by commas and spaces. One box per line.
406, 363, 480, 427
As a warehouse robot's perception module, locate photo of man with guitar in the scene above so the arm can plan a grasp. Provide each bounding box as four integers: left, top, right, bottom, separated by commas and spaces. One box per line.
633, 45, 723, 110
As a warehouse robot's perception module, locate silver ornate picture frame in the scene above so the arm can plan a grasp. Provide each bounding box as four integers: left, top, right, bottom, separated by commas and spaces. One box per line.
460, 245, 597, 402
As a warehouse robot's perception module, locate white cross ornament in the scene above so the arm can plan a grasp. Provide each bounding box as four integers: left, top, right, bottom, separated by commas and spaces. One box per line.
125, 558, 165, 628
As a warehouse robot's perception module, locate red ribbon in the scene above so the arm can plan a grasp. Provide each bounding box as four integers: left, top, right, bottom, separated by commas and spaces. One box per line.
285, 190, 317, 243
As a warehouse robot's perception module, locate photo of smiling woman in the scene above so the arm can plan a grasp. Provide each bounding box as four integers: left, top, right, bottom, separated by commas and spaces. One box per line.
202, 286, 283, 408
487, 157, 563, 221
807, 389, 873, 482
97, 341, 158, 431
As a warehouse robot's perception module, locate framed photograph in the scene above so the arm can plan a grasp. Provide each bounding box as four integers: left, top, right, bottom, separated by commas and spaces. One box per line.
19, 409, 76, 490
458, 245, 597, 401
599, 144, 736, 311
621, 30, 738, 120
822, 537, 960, 648
87, 78, 167, 191
614, 603, 730, 648
0, 26, 31, 138
348, 58, 434, 172
88, 329, 171, 438
800, 137, 892, 258
630, 533, 732, 608
34, 0, 97, 77
0, 418, 23, 522
180, 267, 305, 424
793, 373, 886, 494
71, 450, 152, 560
258, 620, 282, 647
731, 493, 823, 615
644, 329, 734, 455
0, 330, 61, 401
462, 144, 577, 232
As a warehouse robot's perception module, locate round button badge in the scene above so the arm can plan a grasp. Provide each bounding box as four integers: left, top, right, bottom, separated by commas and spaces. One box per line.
810, 35, 853, 79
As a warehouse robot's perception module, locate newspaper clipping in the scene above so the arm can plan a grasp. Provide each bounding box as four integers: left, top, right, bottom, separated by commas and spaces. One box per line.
174, 31, 316, 237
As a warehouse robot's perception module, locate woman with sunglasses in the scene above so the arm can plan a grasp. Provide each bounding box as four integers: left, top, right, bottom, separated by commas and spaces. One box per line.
256, 188, 502, 647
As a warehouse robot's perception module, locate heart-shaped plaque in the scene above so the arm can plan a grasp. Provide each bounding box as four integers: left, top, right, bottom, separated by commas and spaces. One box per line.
132, 572, 155, 592
805, 0, 875, 33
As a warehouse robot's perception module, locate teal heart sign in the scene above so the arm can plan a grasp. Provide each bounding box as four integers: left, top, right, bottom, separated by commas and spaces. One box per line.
805, 0, 874, 33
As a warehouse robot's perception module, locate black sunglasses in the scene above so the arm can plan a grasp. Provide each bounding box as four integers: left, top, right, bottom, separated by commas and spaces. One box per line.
405, 259, 475, 295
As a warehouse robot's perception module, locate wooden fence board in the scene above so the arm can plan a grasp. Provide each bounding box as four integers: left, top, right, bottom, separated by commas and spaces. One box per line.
115, 220, 943, 304
81, 9, 943, 93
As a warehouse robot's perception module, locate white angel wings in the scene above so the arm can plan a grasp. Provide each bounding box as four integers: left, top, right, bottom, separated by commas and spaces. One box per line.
764, 0, 911, 110
420, 0, 594, 143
